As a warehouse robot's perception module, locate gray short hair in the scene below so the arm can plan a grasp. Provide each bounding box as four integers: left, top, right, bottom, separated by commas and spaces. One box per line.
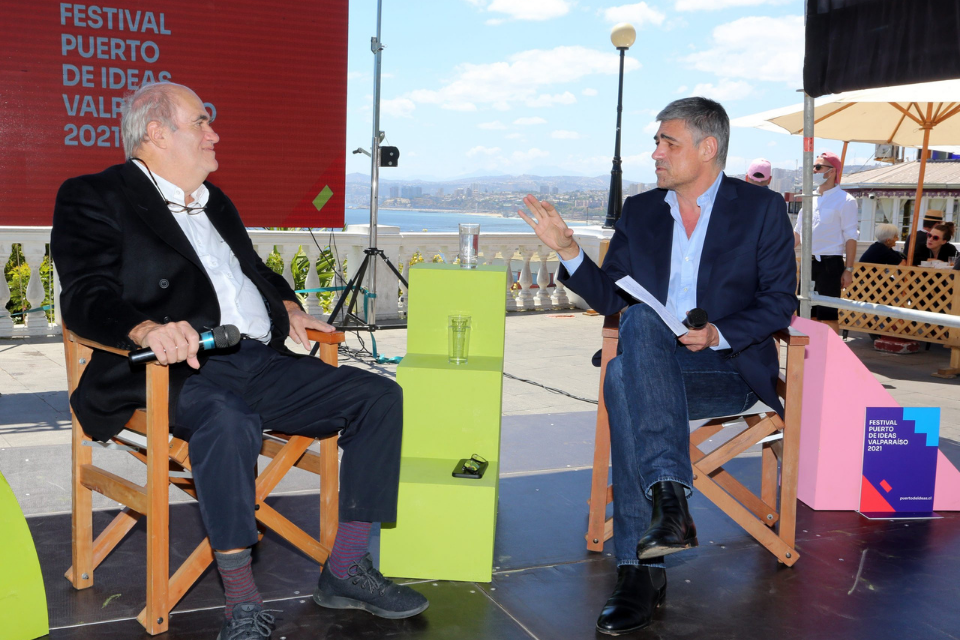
875, 223, 899, 243
656, 97, 730, 169
120, 82, 183, 159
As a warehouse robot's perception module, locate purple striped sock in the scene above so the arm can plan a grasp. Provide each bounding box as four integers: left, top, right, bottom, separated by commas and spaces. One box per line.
215, 549, 262, 620
326, 521, 373, 579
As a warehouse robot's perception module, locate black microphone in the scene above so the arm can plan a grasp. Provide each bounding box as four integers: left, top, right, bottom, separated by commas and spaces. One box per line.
683, 308, 709, 331
128, 324, 242, 364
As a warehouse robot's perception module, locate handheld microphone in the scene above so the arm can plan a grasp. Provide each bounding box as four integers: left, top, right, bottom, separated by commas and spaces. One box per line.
128, 324, 242, 364
683, 308, 709, 331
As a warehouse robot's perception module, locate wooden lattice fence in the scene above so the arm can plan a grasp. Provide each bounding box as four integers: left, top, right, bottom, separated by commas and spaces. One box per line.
838, 264, 960, 377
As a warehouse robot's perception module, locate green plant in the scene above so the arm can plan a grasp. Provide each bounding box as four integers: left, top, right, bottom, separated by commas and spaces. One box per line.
4, 244, 56, 323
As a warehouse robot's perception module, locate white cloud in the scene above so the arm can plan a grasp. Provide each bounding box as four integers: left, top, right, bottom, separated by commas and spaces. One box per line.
505, 132, 524, 139
478, 120, 508, 130
690, 79, 754, 101
551, 130, 582, 139
464, 0, 486, 6
380, 97, 416, 118
582, 87, 598, 96
643, 121, 660, 135
602, 3, 667, 28
768, 140, 777, 147
467, 145, 502, 157
526, 91, 577, 107
407, 46, 640, 112
622, 152, 654, 173
675, 0, 791, 10
675, 85, 688, 94
487, 0, 571, 21
514, 116, 547, 125
486, 18, 505, 25
347, 71, 363, 80
512, 148, 550, 162
681, 16, 804, 86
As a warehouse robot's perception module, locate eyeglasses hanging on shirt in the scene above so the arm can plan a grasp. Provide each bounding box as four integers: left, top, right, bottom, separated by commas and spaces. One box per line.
132, 157, 207, 215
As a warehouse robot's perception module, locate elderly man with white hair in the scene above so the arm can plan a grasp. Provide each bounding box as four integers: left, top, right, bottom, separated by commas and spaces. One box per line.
51, 81, 428, 639
859, 223, 906, 266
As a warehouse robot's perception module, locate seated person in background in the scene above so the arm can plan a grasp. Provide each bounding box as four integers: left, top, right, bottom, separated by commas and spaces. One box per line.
907, 210, 942, 265
925, 222, 958, 264
859, 223, 906, 266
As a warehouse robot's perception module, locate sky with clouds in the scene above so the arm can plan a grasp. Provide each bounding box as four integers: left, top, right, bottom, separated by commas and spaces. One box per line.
344, 0, 874, 182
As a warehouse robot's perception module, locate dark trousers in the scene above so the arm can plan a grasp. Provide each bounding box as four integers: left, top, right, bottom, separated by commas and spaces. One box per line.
807, 255, 844, 321
604, 304, 756, 568
174, 340, 402, 550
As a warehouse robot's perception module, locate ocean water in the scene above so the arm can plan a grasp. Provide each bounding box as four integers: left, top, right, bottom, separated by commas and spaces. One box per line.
343, 208, 596, 233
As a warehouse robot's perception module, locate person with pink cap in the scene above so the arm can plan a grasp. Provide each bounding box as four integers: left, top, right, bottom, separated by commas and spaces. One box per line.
793, 150, 858, 332
745, 158, 772, 187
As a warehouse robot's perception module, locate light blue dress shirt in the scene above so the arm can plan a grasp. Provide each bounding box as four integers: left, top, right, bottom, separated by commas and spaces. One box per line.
560, 171, 730, 350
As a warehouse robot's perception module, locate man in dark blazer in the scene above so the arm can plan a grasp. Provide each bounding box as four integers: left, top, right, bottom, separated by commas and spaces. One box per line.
51, 82, 427, 639
519, 97, 796, 635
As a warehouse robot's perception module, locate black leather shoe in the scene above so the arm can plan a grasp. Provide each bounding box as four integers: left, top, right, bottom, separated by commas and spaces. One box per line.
636, 481, 698, 560
596, 565, 666, 635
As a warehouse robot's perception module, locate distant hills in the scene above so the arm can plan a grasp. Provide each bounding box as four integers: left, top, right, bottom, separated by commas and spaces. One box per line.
346, 172, 623, 193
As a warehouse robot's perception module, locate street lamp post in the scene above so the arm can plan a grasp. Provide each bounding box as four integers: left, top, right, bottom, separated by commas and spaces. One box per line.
604, 22, 636, 229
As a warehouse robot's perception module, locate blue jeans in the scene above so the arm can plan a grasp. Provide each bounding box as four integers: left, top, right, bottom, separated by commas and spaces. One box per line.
605, 304, 756, 567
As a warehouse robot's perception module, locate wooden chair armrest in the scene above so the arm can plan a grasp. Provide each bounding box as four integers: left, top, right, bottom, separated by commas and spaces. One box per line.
774, 326, 809, 346
602, 313, 621, 339
306, 329, 346, 344
67, 331, 131, 357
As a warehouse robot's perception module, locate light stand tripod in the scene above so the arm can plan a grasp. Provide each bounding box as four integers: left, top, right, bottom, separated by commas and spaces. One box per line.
326, 0, 407, 333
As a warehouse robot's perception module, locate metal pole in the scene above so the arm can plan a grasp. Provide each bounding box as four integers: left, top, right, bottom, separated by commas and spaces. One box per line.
367, 0, 384, 326
799, 92, 814, 318
905, 109, 933, 267
603, 48, 626, 229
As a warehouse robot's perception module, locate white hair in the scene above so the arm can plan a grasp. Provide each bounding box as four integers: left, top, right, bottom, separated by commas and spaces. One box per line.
119, 82, 185, 159
875, 223, 900, 243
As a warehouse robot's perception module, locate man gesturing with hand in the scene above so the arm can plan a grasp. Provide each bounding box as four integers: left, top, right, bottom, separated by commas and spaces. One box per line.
519, 97, 796, 635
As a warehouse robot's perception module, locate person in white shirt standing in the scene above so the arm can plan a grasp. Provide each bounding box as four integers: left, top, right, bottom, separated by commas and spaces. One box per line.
793, 150, 859, 332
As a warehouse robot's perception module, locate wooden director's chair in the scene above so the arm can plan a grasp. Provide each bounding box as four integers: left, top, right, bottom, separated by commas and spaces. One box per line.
585, 314, 808, 566
62, 326, 345, 635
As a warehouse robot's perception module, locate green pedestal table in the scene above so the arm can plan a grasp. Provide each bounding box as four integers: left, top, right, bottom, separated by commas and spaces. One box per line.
380, 263, 507, 582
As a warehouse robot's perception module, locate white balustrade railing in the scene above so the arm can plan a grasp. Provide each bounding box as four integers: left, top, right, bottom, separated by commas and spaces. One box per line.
0, 225, 613, 338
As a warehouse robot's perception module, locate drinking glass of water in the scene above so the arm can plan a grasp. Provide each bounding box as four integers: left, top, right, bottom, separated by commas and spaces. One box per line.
459, 223, 479, 268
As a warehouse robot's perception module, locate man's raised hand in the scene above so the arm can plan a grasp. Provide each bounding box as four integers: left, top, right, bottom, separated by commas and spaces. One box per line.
517, 195, 580, 260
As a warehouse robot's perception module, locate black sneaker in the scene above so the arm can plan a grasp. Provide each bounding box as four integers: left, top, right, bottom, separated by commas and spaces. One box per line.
217, 603, 278, 640
313, 553, 429, 619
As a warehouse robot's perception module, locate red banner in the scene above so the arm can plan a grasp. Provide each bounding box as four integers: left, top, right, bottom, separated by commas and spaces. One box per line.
0, 1, 347, 227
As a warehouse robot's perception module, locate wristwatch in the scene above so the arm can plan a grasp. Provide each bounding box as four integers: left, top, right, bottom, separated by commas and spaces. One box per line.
843, 266, 853, 272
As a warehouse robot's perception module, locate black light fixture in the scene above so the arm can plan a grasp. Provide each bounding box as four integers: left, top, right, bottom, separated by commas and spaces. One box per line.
604, 22, 636, 229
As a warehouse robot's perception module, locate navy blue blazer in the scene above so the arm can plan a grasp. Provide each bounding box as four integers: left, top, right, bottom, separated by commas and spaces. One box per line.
560, 175, 797, 416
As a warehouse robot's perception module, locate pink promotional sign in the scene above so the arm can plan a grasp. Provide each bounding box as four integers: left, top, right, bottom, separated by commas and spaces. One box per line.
860, 407, 940, 519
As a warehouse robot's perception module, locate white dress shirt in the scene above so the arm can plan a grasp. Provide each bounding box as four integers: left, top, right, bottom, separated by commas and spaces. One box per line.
135, 161, 273, 343
793, 185, 859, 258
561, 171, 730, 350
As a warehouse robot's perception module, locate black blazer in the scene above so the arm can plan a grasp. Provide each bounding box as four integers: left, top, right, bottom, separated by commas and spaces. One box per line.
51, 161, 300, 441
560, 175, 797, 416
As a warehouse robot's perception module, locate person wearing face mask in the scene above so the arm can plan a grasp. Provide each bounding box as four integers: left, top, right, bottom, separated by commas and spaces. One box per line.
793, 150, 859, 332
925, 222, 958, 264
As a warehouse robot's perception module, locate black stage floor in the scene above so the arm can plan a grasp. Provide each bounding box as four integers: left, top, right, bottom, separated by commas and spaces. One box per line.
30, 463, 960, 639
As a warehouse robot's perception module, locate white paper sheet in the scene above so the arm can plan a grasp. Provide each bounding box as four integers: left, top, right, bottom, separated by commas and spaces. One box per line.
615, 276, 688, 336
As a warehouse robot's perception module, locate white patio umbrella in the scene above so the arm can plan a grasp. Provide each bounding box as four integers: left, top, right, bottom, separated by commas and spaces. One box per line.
732, 79, 960, 265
